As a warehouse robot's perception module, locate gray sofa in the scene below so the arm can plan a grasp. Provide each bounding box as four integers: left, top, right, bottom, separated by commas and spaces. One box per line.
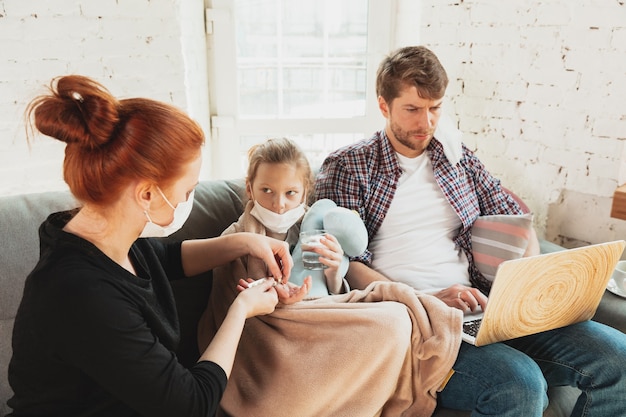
2, 179, 625, 417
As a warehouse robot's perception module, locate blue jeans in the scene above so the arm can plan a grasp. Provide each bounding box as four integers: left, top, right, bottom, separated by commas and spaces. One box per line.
437, 321, 626, 416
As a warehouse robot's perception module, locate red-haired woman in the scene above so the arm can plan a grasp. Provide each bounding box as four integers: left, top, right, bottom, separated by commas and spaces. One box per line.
7, 75, 292, 417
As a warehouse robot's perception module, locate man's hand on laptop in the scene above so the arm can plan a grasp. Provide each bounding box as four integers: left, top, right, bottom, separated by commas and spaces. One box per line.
436, 284, 488, 313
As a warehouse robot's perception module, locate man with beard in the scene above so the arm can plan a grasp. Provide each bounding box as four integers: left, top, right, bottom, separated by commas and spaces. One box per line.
314, 45, 626, 416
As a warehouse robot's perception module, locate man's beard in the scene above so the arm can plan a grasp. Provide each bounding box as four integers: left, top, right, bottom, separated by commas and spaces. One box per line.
390, 122, 433, 151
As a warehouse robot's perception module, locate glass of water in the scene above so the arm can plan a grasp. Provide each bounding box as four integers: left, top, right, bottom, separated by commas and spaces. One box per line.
299, 229, 328, 270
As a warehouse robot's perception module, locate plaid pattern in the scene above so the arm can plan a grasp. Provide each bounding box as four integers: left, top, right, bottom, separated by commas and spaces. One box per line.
314, 130, 523, 293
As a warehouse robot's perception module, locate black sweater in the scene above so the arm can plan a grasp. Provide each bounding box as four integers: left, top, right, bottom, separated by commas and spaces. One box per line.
7, 210, 226, 417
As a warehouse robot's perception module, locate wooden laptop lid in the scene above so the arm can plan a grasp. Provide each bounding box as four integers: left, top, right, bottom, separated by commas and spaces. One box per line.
475, 240, 625, 346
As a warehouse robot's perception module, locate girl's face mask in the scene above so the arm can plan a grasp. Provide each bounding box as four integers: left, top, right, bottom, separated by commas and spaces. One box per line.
140, 187, 195, 238
250, 201, 305, 233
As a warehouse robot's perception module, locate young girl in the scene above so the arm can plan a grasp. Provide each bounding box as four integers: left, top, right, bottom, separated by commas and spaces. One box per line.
245, 137, 350, 296
197, 137, 348, 349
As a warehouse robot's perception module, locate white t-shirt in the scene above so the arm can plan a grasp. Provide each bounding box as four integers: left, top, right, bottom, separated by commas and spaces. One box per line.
369, 152, 471, 292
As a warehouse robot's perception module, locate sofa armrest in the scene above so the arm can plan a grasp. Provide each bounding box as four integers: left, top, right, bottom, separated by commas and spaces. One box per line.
594, 292, 626, 333
539, 239, 567, 254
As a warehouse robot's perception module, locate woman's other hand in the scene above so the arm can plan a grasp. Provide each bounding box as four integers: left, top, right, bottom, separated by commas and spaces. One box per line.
243, 233, 293, 284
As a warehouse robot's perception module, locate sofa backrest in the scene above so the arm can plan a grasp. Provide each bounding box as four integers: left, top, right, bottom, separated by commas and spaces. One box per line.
0, 178, 246, 415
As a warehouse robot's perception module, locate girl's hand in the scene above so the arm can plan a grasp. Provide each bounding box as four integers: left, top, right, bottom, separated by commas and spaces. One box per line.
243, 233, 293, 283
317, 233, 345, 294
233, 278, 279, 318
275, 277, 311, 305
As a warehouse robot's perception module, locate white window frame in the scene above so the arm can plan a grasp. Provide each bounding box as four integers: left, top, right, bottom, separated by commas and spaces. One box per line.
205, 0, 395, 179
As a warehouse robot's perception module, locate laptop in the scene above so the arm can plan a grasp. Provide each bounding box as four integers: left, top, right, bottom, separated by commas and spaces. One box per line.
462, 240, 625, 346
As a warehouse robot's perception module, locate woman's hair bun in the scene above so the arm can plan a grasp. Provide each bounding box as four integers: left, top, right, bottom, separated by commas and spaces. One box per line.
29, 75, 121, 149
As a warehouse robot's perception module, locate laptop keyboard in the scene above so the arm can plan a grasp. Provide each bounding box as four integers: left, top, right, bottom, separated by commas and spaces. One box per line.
463, 318, 483, 337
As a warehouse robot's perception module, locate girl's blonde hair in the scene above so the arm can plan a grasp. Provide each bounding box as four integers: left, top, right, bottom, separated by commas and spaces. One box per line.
246, 138, 314, 199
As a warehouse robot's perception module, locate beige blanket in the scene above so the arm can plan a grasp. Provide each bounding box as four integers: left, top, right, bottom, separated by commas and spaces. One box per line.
197, 206, 462, 417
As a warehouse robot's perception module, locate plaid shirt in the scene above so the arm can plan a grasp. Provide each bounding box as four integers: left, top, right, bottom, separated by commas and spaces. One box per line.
314, 130, 522, 293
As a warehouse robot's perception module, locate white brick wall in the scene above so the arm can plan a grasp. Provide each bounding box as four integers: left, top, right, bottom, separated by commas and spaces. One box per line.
410, 0, 626, 246
0, 0, 208, 196
1, 0, 625, 247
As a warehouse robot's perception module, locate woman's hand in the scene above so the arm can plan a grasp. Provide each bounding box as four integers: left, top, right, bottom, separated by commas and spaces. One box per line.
243, 233, 293, 283
233, 278, 279, 318
238, 277, 311, 305
435, 284, 488, 313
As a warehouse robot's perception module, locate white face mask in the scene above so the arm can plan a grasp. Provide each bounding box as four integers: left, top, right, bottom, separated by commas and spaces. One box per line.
140, 188, 195, 238
250, 200, 305, 233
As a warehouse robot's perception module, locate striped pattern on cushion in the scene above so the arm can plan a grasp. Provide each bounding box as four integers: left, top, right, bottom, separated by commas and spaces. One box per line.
471, 214, 533, 282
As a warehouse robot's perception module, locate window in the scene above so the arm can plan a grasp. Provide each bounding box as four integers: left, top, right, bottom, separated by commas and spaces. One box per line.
206, 0, 392, 178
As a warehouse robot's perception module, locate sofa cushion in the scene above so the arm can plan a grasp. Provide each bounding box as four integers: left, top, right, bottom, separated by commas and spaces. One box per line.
471, 214, 533, 282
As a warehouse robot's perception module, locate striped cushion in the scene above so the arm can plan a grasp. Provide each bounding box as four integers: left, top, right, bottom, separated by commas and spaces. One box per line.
471, 214, 533, 282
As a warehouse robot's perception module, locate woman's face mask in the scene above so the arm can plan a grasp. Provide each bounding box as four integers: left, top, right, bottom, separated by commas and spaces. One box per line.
140, 187, 195, 238
250, 201, 305, 233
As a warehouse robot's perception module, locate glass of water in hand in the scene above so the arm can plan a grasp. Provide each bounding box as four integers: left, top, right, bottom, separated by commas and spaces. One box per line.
299, 229, 328, 270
